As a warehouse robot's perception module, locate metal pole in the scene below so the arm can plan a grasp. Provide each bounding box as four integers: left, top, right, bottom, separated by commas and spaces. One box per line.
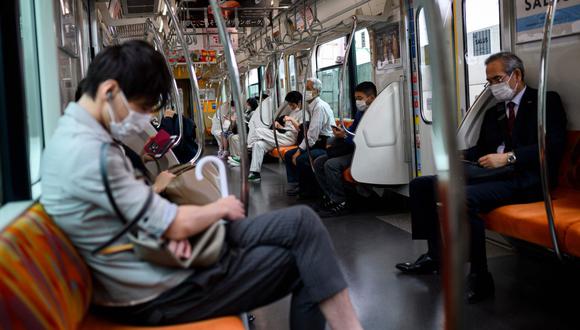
147, 19, 184, 149
420, 1, 466, 329
537, 0, 562, 260
163, 0, 205, 164
210, 0, 249, 213
301, 36, 319, 170
339, 16, 357, 136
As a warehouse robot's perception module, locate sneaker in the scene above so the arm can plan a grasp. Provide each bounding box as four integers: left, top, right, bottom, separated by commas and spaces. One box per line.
248, 172, 261, 183
228, 156, 241, 162
228, 159, 241, 167
312, 195, 333, 212
319, 201, 351, 218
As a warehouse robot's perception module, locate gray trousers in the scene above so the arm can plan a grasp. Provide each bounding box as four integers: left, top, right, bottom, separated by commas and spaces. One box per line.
313, 154, 353, 203
101, 206, 347, 330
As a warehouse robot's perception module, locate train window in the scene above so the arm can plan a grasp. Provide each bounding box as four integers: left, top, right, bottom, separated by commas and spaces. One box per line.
288, 55, 297, 91
248, 68, 259, 98
278, 56, 287, 102
316, 37, 350, 118
354, 29, 372, 84
464, 0, 500, 107
416, 9, 432, 123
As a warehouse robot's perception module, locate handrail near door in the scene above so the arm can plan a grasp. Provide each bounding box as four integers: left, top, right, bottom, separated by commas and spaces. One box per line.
210, 0, 249, 213
301, 36, 320, 170
163, 0, 205, 165
417, 2, 466, 329
537, 0, 562, 260
271, 52, 287, 163
258, 62, 272, 126
338, 16, 357, 136
147, 18, 184, 150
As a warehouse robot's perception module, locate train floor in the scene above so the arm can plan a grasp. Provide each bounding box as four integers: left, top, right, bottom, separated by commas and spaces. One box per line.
223, 155, 580, 330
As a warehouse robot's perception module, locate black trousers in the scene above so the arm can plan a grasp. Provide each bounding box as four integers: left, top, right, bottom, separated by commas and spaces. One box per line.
99, 206, 347, 329
410, 175, 542, 273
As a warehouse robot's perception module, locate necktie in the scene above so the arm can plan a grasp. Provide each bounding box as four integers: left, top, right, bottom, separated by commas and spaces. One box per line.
507, 102, 516, 136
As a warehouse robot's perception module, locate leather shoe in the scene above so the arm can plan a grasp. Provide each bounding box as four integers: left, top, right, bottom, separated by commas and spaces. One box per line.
466, 272, 495, 304
396, 253, 439, 274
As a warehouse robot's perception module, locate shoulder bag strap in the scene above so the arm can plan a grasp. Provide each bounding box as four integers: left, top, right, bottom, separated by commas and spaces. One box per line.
92, 142, 154, 255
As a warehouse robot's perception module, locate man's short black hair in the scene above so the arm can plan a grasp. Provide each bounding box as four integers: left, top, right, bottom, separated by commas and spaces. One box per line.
355, 81, 377, 97
285, 91, 303, 104
485, 52, 526, 79
83, 40, 171, 109
74, 78, 86, 102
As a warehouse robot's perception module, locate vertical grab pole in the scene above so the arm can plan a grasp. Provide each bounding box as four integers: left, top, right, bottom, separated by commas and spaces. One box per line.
339, 16, 357, 136
210, 0, 249, 213
537, 1, 562, 260
301, 36, 319, 170
147, 18, 184, 149
163, 0, 205, 164
258, 62, 272, 126
421, 1, 466, 329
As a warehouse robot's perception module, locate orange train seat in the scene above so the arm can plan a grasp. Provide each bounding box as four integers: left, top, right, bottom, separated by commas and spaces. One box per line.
0, 204, 245, 330
343, 167, 355, 184
269, 145, 298, 159
482, 131, 580, 257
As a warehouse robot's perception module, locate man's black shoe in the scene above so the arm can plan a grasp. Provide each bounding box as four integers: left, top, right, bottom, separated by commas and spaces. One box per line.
395, 253, 439, 274
466, 272, 495, 304
319, 201, 351, 218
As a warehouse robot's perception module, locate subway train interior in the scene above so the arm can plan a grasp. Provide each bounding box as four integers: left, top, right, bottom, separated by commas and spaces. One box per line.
1, 0, 580, 329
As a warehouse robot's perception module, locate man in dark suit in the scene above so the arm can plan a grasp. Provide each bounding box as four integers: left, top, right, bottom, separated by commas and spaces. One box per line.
395, 52, 567, 303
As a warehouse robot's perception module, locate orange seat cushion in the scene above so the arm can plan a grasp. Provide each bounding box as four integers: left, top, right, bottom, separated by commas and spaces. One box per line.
483, 191, 580, 255
563, 222, 580, 257
0, 204, 93, 329
81, 314, 244, 330
343, 167, 355, 184
269, 145, 298, 159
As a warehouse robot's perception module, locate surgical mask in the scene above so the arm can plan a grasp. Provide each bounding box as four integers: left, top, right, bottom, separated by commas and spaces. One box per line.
355, 100, 368, 111
490, 72, 518, 102
305, 91, 315, 101
106, 91, 152, 140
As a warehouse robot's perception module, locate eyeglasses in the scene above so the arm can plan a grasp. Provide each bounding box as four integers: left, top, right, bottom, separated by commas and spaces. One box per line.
484, 72, 512, 88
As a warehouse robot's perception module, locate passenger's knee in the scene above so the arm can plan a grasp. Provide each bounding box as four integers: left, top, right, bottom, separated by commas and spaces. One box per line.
294, 205, 324, 232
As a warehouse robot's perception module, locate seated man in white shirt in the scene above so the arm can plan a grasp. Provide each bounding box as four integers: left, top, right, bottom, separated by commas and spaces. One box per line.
246, 91, 305, 183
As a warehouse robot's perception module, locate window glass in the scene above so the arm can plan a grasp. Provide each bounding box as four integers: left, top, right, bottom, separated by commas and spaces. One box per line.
317, 37, 346, 69
464, 0, 500, 107
355, 29, 372, 84
278, 57, 287, 101
248, 68, 259, 98
288, 55, 297, 91
417, 9, 432, 123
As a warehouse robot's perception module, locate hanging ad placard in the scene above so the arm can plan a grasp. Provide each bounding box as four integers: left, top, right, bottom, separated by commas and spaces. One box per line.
516, 0, 580, 43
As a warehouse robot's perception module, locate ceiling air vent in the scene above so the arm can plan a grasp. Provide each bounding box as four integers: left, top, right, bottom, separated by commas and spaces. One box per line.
122, 0, 159, 16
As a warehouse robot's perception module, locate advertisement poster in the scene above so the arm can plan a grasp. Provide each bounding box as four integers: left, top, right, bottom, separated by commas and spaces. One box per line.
516, 0, 580, 43
180, 0, 273, 28
373, 23, 402, 71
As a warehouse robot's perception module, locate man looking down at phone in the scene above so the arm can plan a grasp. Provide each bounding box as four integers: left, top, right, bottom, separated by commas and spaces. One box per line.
313, 82, 377, 217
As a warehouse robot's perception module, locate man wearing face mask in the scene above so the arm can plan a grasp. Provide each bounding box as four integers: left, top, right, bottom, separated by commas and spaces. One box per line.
284, 78, 334, 197
396, 52, 567, 303
313, 82, 377, 217
41, 41, 363, 329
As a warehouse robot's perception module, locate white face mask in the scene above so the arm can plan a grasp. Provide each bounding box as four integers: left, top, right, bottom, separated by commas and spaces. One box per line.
106, 91, 152, 140
355, 99, 368, 111
305, 91, 315, 102
490, 72, 518, 102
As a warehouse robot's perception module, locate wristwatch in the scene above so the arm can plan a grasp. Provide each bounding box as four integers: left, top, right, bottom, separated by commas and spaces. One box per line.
507, 151, 517, 164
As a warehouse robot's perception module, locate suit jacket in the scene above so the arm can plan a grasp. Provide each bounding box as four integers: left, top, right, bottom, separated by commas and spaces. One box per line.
160, 115, 198, 164
465, 87, 567, 189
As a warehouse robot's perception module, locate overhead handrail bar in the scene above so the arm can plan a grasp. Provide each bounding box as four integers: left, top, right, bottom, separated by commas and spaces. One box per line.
420, 2, 466, 329
210, 0, 249, 213
301, 36, 320, 171
163, 0, 205, 165
537, 0, 562, 260
258, 61, 272, 126
147, 18, 184, 150
338, 16, 357, 136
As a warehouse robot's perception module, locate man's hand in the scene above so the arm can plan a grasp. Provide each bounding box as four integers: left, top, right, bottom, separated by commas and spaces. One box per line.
168, 239, 192, 259
153, 170, 176, 193
333, 126, 346, 139
215, 196, 245, 221
274, 122, 283, 129
292, 150, 301, 166
478, 153, 509, 169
